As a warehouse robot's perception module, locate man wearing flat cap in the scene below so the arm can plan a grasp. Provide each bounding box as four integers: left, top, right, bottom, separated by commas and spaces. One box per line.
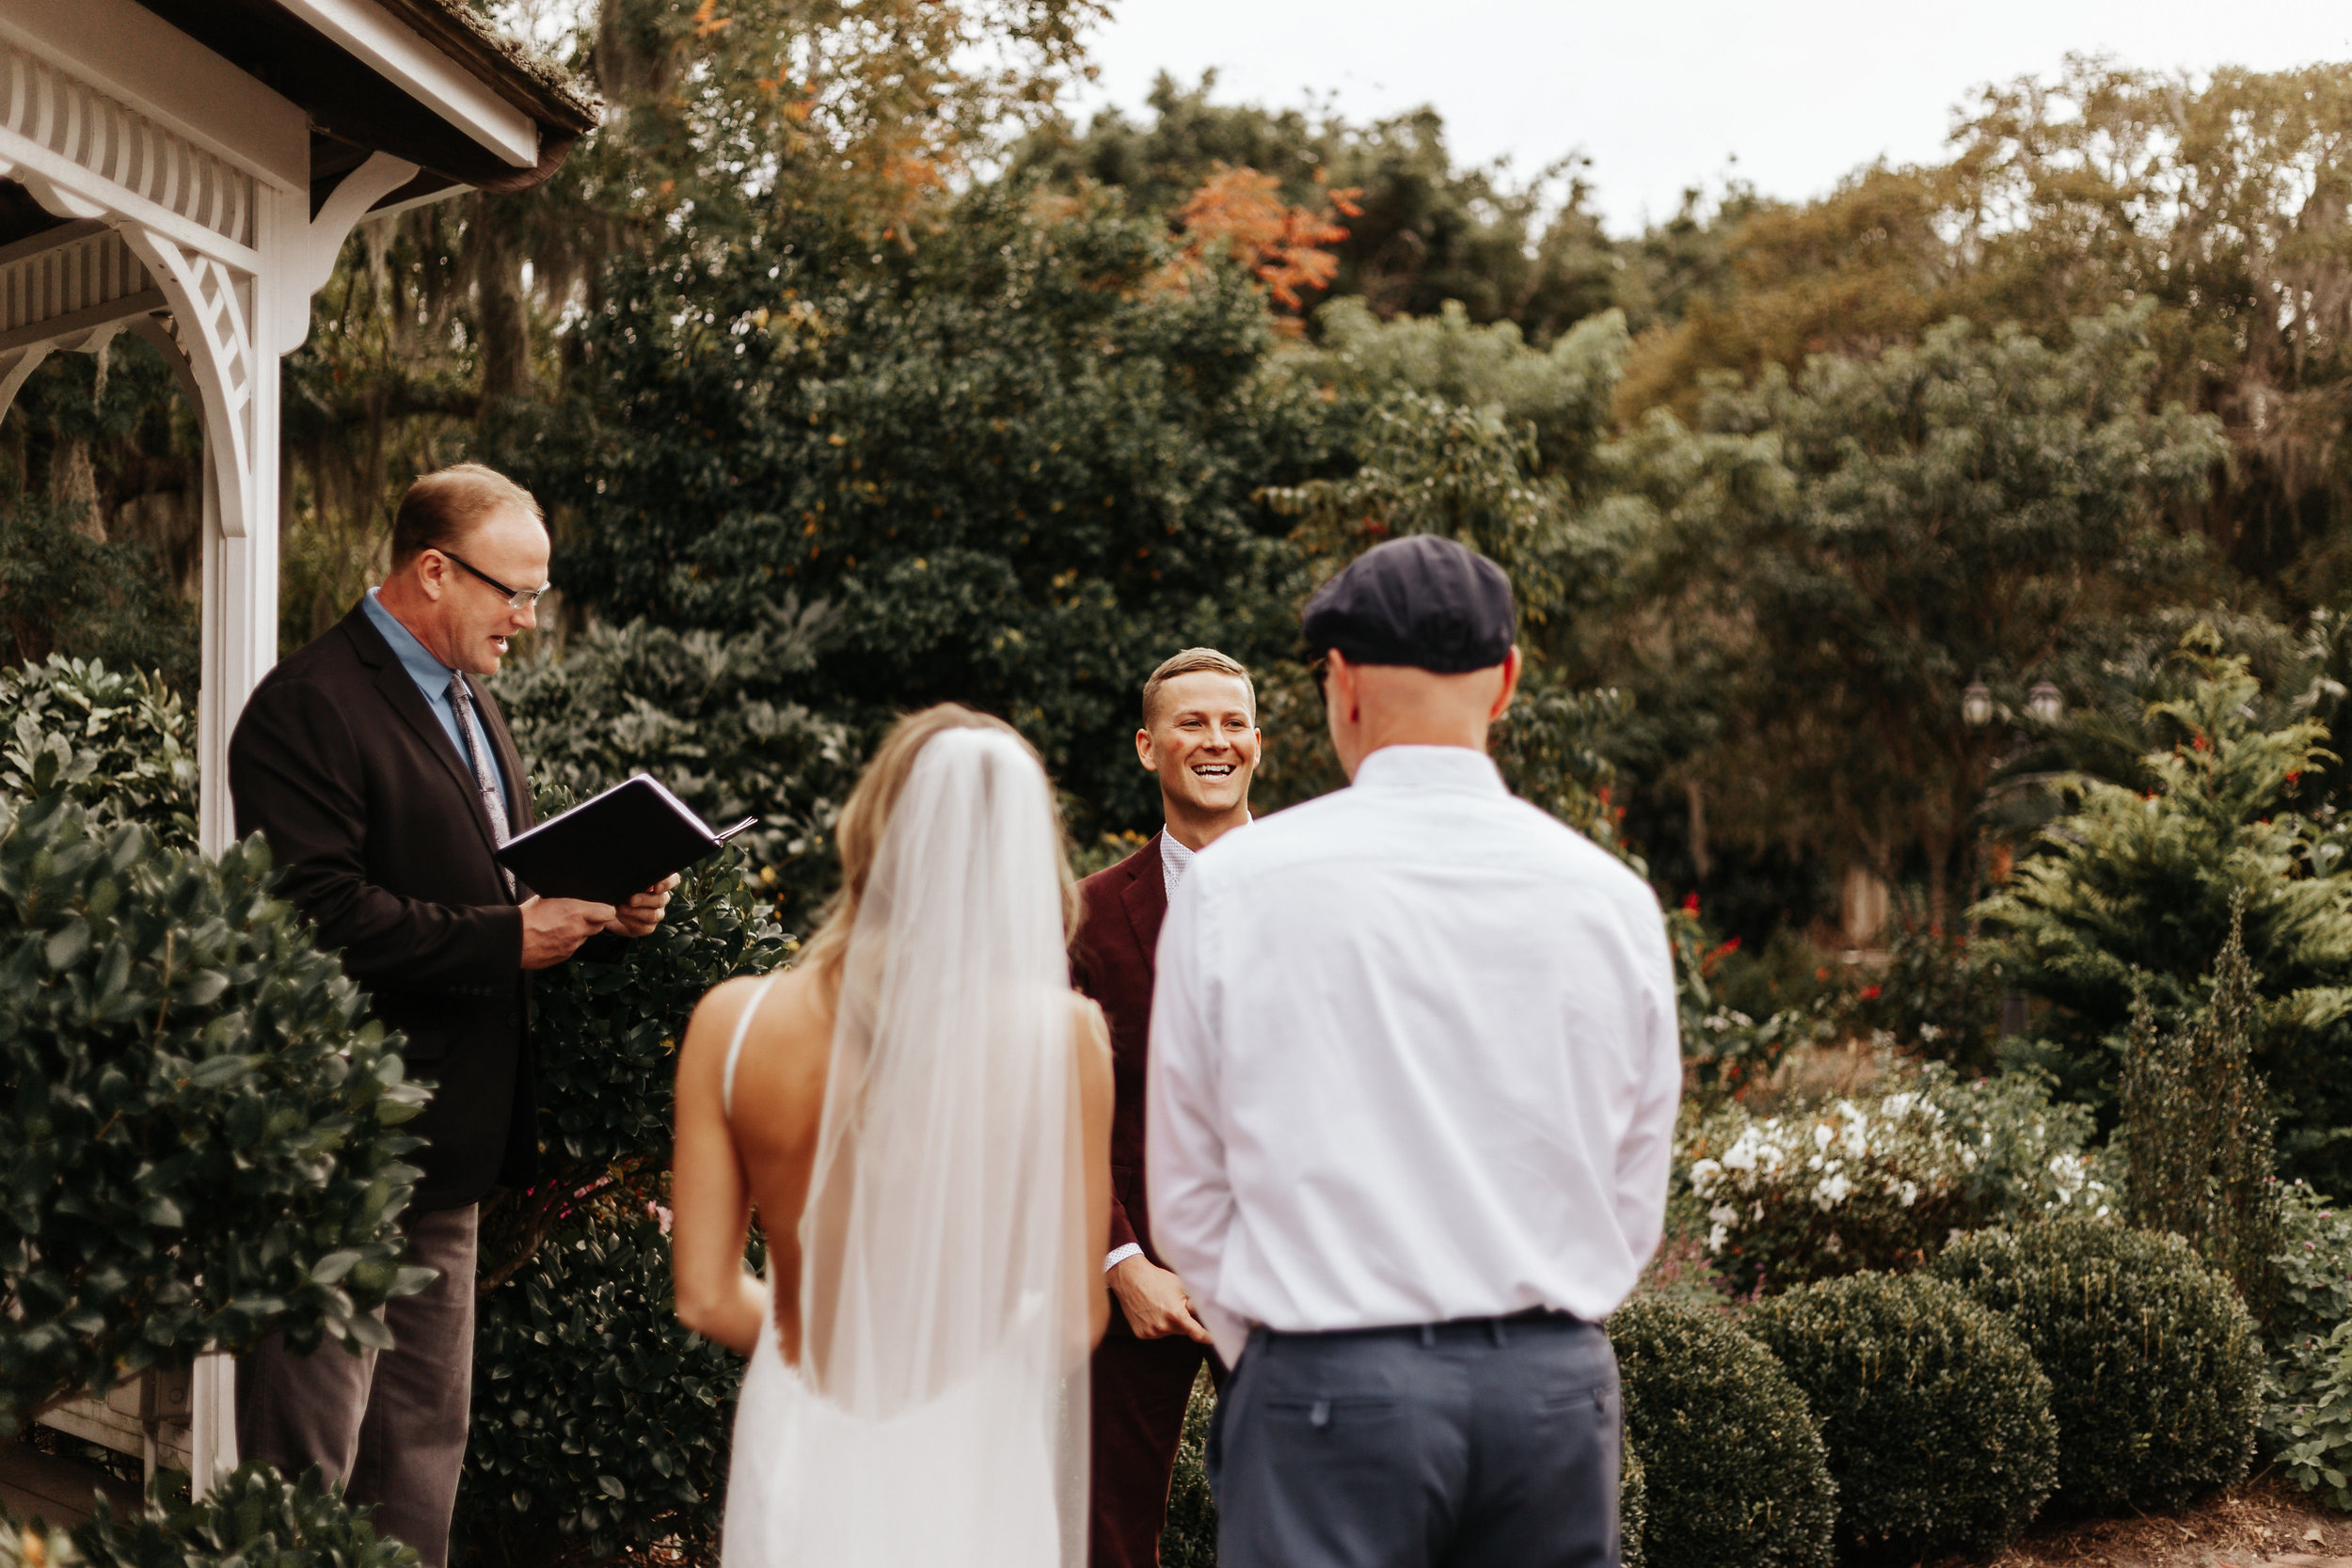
1146, 534, 1682, 1567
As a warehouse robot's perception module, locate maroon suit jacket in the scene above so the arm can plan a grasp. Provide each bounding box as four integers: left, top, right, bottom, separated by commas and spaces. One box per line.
1073, 832, 1168, 1270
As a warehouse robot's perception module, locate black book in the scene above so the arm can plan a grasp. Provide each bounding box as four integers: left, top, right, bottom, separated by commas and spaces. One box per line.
495, 775, 758, 904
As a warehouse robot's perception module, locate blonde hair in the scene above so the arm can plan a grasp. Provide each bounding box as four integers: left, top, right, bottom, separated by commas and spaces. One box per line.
1141, 646, 1254, 726
798, 705, 1081, 978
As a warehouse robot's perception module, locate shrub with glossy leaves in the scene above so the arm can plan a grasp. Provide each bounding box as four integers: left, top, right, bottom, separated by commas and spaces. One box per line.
1619, 1436, 1646, 1568
0, 657, 196, 852
2259, 1181, 2352, 1505
1933, 1219, 2262, 1511
1609, 1297, 1835, 1568
1682, 1063, 2106, 1294
458, 1214, 742, 1566
1746, 1272, 2057, 1556
0, 785, 430, 1434
69, 1464, 413, 1568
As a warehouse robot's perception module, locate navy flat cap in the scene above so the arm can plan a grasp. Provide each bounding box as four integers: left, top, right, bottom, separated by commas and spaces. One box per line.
1300, 534, 1516, 673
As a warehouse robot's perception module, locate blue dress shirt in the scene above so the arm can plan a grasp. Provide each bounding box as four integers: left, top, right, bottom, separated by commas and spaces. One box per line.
362, 588, 511, 814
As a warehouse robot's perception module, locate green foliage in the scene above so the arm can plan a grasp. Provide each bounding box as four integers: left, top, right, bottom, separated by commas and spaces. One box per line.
1023, 75, 1619, 340
2260, 1181, 2352, 1507
1631, 304, 2223, 931
1682, 1064, 2106, 1294
0, 790, 430, 1433
1977, 638, 2352, 1188
459, 1214, 741, 1567
1848, 922, 2006, 1071
482, 793, 789, 1287
0, 657, 197, 852
66, 1465, 413, 1568
1158, 1368, 1216, 1568
1618, 1436, 1646, 1568
491, 609, 854, 927
2271, 1319, 2352, 1510
0, 1520, 75, 1568
1932, 1220, 2263, 1512
1606, 1297, 1836, 1568
2122, 900, 2284, 1319
501, 179, 1322, 839
1745, 1272, 2058, 1556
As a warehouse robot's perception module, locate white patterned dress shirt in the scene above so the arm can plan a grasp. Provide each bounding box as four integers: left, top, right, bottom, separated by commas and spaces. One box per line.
1145, 745, 1682, 1366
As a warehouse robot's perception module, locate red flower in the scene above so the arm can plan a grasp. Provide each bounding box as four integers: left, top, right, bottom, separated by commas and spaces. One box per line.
1860, 985, 1882, 1001
1683, 893, 1701, 912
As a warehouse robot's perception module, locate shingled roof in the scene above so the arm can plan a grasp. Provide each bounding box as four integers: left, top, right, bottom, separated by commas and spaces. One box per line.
130, 0, 601, 208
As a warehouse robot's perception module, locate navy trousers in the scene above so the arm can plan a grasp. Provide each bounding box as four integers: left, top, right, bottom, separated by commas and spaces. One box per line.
1207, 1313, 1620, 1568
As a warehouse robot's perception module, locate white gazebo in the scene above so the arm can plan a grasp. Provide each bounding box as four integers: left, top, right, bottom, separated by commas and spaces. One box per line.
0, 0, 594, 1494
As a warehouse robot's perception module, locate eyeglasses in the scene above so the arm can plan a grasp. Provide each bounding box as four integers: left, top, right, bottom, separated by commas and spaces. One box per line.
440, 548, 552, 611
1309, 654, 1330, 712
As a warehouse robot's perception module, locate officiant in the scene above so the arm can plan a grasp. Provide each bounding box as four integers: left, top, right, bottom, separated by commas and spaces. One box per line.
226, 463, 678, 1568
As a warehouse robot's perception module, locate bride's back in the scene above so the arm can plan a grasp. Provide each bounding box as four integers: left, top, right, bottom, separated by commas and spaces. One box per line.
671, 702, 1112, 1390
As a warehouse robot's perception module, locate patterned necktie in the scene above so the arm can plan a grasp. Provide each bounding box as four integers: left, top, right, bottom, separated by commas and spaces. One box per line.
448, 673, 516, 897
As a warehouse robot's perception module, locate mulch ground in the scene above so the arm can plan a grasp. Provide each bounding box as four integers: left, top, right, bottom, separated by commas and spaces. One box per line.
1938, 1472, 2352, 1567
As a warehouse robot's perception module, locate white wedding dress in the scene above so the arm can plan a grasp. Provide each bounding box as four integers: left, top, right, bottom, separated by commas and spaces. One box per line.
716, 727, 1090, 1568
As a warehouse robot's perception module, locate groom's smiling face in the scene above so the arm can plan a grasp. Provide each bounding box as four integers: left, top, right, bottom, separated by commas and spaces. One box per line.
1139, 671, 1260, 818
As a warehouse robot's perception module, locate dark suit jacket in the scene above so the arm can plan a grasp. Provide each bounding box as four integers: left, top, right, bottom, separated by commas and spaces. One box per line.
1072, 832, 1168, 1280
228, 603, 539, 1212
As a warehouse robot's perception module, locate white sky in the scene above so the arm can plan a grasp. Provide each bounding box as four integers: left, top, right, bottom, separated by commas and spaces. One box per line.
1072, 0, 2352, 236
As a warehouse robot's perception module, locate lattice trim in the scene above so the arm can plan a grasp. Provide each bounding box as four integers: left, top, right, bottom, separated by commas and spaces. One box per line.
0, 224, 158, 341
0, 39, 253, 249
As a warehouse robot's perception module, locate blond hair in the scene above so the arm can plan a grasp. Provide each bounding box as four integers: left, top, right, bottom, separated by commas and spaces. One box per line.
391, 463, 544, 565
1140, 647, 1254, 726
797, 705, 1081, 979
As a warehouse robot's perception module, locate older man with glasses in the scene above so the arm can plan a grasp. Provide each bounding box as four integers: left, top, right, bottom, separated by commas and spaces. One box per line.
227, 463, 678, 1568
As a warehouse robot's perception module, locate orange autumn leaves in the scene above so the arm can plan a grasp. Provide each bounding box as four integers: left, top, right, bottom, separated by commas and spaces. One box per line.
1153, 165, 1362, 326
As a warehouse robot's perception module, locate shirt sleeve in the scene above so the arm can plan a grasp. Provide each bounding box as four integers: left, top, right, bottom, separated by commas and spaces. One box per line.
1613, 901, 1684, 1280
1145, 864, 1239, 1354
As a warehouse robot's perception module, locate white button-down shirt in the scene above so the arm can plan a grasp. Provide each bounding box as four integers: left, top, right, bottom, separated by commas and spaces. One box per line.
1146, 745, 1682, 1365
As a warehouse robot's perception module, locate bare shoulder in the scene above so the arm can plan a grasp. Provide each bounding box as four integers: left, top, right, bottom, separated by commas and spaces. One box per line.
682, 969, 818, 1068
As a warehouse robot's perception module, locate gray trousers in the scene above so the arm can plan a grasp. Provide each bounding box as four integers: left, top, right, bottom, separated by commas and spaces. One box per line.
1208, 1312, 1620, 1568
235, 1205, 477, 1568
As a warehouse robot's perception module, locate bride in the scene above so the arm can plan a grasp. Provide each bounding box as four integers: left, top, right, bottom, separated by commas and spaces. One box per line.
669, 704, 1114, 1565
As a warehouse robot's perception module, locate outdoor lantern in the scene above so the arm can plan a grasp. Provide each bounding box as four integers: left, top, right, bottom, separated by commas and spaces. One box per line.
2027, 681, 2065, 724
1962, 681, 1994, 727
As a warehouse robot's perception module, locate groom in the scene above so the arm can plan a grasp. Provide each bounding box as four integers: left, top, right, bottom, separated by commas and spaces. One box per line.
1073, 647, 1260, 1568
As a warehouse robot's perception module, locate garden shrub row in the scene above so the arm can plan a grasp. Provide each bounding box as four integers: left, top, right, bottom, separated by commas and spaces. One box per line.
1613, 1218, 2260, 1568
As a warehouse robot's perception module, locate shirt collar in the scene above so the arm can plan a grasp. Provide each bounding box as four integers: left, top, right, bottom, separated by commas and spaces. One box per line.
364, 587, 459, 696
1351, 744, 1507, 796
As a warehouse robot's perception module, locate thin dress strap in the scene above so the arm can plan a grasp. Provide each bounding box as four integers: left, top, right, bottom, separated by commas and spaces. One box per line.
722, 973, 784, 1122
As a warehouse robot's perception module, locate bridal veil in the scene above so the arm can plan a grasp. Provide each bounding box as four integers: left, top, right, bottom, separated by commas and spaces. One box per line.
731, 724, 1089, 1566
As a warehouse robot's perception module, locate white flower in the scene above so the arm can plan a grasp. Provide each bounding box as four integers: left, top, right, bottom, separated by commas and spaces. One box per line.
1814, 1122, 1836, 1150
1707, 1222, 1729, 1253
1708, 1204, 1740, 1227
1892, 1179, 1919, 1208
1689, 1158, 1723, 1195
1814, 1172, 1853, 1210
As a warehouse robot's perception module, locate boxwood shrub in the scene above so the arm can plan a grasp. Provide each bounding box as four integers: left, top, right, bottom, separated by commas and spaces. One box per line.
1609, 1297, 1836, 1568
1620, 1435, 1646, 1568
0, 784, 431, 1433
68, 1465, 413, 1568
1933, 1219, 2262, 1512
457, 1213, 743, 1565
1159, 1369, 1216, 1568
1746, 1272, 2057, 1556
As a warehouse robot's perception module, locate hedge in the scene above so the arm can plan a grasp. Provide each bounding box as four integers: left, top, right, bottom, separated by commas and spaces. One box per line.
1609, 1297, 1836, 1568
66, 1466, 413, 1568
0, 783, 430, 1433
1746, 1272, 2057, 1556
1933, 1220, 2262, 1512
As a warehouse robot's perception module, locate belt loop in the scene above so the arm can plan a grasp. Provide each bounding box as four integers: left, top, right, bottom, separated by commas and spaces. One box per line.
1489, 1317, 1507, 1348
1419, 1323, 1437, 1349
